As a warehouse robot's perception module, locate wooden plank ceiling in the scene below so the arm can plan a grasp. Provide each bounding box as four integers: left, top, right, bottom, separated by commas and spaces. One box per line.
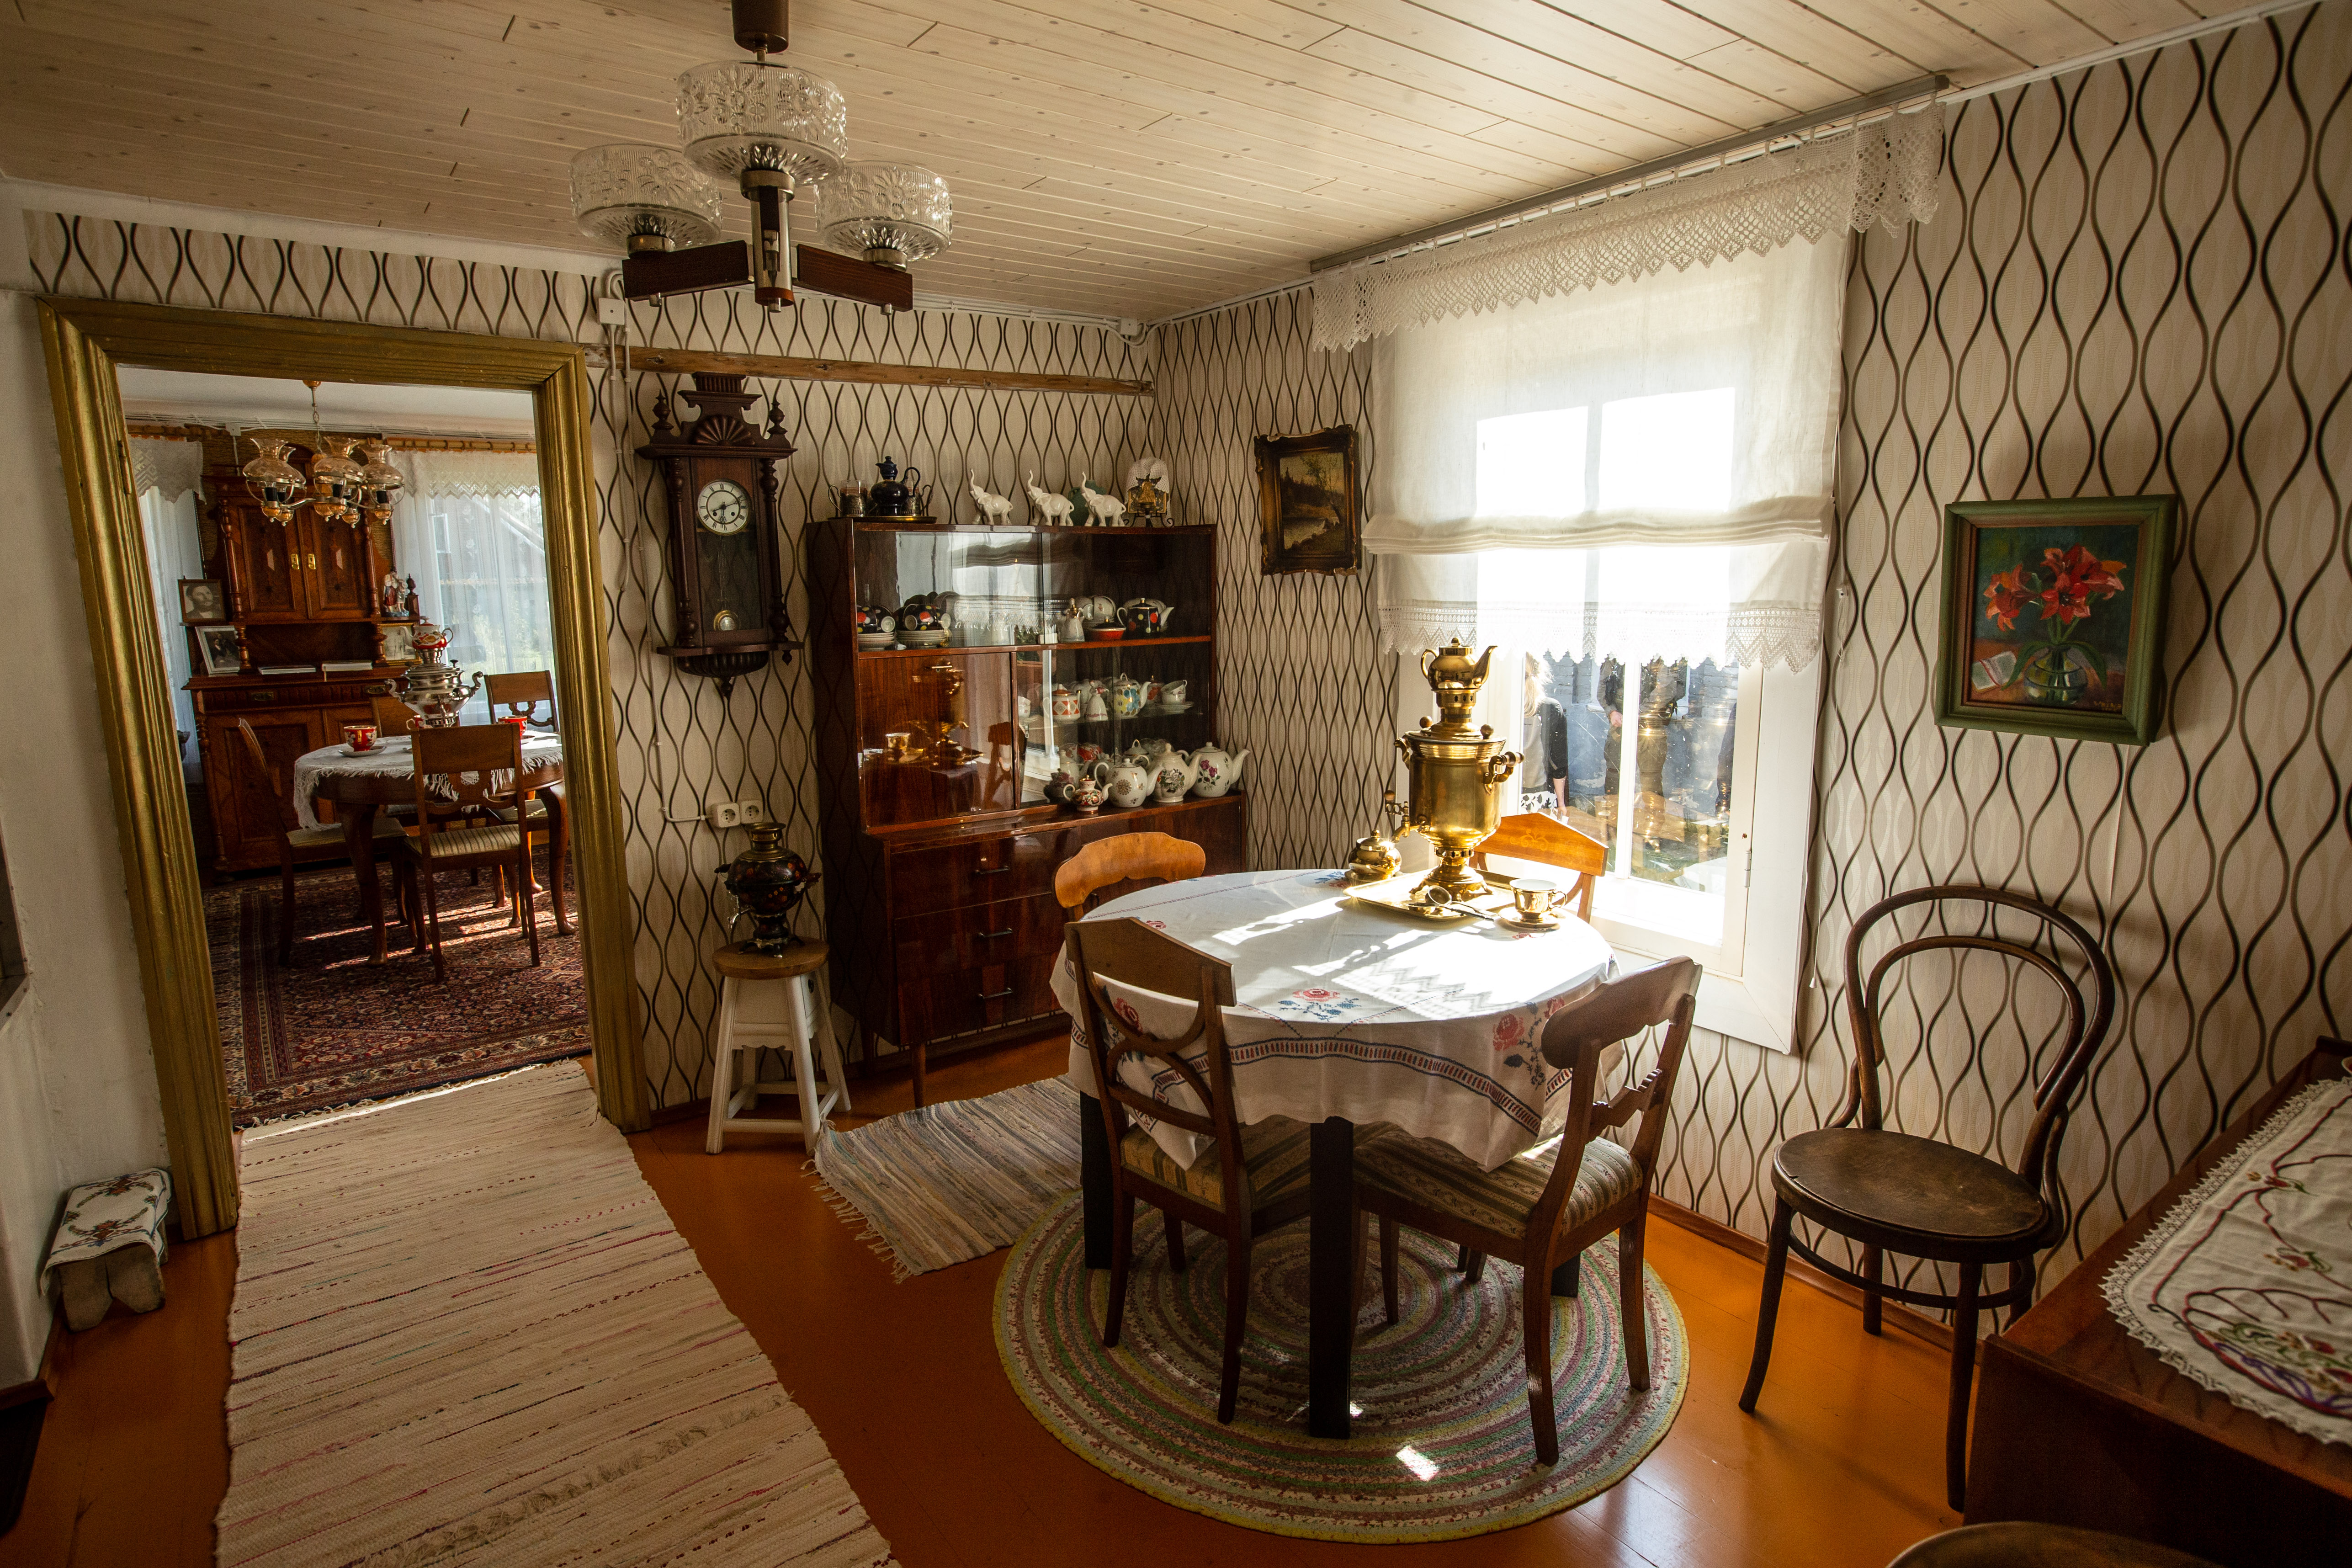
0, 0, 2219, 321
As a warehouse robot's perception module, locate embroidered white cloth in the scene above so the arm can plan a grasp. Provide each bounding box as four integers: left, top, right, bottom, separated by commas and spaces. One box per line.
1054, 869, 1615, 1173
289, 731, 563, 829
39, 1167, 171, 1297
2103, 1077, 2352, 1446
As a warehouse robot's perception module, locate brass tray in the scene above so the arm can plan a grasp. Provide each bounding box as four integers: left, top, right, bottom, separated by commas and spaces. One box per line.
1343, 873, 1514, 924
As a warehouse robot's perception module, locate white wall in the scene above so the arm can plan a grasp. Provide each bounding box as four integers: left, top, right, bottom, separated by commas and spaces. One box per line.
0, 205, 173, 1383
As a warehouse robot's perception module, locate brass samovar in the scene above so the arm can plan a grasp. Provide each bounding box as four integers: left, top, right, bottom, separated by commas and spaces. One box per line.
1395, 639, 1523, 901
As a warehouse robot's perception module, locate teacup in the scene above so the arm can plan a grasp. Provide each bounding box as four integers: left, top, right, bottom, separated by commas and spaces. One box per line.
1510, 878, 1566, 923
341, 723, 378, 753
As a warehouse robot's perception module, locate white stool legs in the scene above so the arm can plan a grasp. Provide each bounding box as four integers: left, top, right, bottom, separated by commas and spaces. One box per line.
704, 964, 849, 1154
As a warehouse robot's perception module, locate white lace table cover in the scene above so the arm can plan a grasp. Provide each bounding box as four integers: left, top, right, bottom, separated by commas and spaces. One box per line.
1055, 869, 1615, 1172
2103, 1077, 2352, 1446
290, 732, 563, 829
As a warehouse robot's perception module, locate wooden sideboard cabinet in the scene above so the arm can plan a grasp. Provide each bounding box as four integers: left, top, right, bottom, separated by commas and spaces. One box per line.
191, 675, 383, 872
808, 514, 1242, 1103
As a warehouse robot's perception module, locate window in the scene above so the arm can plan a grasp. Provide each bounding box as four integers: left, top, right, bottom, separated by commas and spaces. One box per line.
392, 476, 555, 723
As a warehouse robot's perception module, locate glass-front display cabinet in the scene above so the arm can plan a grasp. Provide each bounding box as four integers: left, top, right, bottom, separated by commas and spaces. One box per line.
807, 516, 1243, 1104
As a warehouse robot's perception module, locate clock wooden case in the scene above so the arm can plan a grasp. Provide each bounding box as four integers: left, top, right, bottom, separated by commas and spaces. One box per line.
640, 372, 802, 691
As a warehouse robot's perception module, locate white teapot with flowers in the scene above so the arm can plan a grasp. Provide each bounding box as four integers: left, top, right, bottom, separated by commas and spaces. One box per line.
1189, 744, 1248, 797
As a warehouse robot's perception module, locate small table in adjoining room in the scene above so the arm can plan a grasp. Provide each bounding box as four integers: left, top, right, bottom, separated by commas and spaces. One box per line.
290, 730, 568, 963
1050, 867, 1617, 1439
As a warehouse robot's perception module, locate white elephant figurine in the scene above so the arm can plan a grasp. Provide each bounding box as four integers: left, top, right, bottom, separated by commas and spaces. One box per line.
1189, 744, 1248, 798
969, 476, 1015, 526
1079, 478, 1127, 527
1024, 471, 1075, 526
1152, 750, 1198, 804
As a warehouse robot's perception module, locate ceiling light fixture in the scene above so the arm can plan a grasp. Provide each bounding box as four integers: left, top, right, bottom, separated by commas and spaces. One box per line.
568, 0, 950, 315
238, 381, 406, 525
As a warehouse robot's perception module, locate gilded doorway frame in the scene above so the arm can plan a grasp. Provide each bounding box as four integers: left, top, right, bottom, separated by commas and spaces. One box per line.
37, 297, 648, 1238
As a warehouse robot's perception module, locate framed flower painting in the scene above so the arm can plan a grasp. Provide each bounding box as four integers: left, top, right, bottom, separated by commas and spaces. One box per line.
1935, 495, 2177, 745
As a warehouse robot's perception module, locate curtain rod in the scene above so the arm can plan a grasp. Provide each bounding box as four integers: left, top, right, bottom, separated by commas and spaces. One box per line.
1310, 73, 1947, 275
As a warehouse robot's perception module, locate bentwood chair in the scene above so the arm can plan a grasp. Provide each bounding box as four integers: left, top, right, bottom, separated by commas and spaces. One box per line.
1740, 886, 2117, 1511
1356, 957, 1699, 1465
1471, 811, 1607, 920
402, 723, 543, 983
1069, 918, 1315, 1423
1055, 831, 1207, 914
232, 719, 410, 965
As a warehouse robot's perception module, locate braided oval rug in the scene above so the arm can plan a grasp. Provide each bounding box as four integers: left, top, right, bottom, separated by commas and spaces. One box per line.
216, 1065, 894, 1568
995, 1195, 1687, 1542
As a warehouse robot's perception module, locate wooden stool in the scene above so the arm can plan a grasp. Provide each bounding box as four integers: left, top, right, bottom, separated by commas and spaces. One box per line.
706, 940, 851, 1153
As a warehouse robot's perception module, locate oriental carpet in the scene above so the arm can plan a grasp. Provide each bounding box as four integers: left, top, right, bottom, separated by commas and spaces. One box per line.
218, 1064, 895, 1568
206, 854, 587, 1126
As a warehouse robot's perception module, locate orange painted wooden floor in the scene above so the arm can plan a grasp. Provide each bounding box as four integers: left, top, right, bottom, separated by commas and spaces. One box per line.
1, 1044, 1960, 1566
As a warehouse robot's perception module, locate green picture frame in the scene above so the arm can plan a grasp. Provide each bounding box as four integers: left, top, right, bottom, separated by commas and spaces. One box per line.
1934, 494, 2177, 746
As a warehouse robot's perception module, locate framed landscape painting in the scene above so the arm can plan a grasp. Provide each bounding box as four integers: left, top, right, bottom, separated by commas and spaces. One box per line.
1935, 495, 2177, 745
1256, 425, 1361, 575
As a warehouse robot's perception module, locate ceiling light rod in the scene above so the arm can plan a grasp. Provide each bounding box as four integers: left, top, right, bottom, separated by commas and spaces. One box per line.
1310, 73, 1948, 274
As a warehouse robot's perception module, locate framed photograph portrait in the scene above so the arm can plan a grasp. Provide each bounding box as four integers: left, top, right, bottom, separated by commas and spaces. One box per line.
177, 577, 227, 624
1934, 494, 2177, 745
194, 624, 245, 677
1256, 425, 1361, 575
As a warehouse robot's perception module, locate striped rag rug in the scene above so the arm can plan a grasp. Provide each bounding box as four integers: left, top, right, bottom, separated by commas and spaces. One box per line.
812, 1077, 1082, 1278
216, 1064, 895, 1568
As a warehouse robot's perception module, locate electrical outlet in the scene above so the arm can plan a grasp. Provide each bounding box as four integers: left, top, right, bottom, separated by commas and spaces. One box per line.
596, 295, 630, 327
706, 801, 743, 830
737, 799, 768, 824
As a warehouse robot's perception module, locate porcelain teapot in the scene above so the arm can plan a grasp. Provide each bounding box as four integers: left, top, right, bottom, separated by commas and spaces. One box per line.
1189, 744, 1248, 798
1110, 674, 1147, 718
1051, 684, 1081, 721
1152, 750, 1198, 804
1104, 759, 1152, 808
1069, 771, 1106, 813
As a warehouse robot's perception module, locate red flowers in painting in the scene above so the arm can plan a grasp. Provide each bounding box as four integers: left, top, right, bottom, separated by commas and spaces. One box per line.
1983, 544, 2128, 631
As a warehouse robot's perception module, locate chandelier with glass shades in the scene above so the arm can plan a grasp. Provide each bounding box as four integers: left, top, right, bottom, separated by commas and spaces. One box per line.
567, 0, 951, 314
239, 380, 404, 526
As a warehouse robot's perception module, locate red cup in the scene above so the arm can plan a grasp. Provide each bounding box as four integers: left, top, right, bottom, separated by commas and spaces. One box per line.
341, 723, 378, 753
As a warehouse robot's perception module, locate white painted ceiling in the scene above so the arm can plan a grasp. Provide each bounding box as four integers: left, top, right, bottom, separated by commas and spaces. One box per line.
117, 369, 540, 436
0, 0, 2227, 320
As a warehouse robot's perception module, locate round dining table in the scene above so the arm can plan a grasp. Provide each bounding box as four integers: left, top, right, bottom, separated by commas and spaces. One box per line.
1052, 867, 1617, 1439
291, 730, 568, 963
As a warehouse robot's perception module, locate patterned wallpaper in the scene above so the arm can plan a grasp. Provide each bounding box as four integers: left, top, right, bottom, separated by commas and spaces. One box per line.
28, 217, 1150, 1108
1152, 289, 1396, 871
1182, 6, 2352, 1296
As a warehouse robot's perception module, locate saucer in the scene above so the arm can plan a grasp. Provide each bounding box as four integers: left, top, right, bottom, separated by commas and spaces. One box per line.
337, 744, 389, 758
1156, 701, 1191, 714
1492, 909, 1563, 932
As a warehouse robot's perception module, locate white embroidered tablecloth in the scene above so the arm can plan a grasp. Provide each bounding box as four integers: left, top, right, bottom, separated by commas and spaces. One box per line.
1054, 868, 1616, 1173
2104, 1076, 2352, 1445
290, 731, 563, 829
38, 1167, 170, 1297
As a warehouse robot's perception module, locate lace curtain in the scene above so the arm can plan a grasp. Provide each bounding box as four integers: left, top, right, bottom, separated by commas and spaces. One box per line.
139, 486, 204, 776
393, 448, 541, 500
1367, 230, 1851, 673
388, 450, 552, 723
1316, 105, 1943, 352
128, 437, 205, 502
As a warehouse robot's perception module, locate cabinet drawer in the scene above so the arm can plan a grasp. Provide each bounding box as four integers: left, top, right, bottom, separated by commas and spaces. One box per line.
892, 893, 1071, 980
897, 953, 1061, 1045
889, 819, 1119, 914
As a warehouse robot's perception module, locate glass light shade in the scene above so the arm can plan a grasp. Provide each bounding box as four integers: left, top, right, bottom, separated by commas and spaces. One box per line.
354, 440, 405, 512
310, 438, 365, 520
676, 60, 848, 190
569, 144, 725, 252
242, 438, 303, 521
818, 162, 952, 268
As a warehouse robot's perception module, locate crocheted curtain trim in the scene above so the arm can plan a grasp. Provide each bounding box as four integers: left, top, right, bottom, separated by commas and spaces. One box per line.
129, 436, 205, 501
1314, 104, 1944, 351
393, 448, 542, 500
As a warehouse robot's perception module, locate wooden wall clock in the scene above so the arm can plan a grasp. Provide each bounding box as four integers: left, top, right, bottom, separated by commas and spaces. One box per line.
639, 372, 802, 694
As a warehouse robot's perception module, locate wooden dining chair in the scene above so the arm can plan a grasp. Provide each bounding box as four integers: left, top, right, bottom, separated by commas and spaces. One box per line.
369, 694, 422, 737
231, 719, 410, 965
1471, 811, 1608, 920
403, 723, 543, 983
1356, 956, 1700, 1465
1068, 917, 1314, 1423
1054, 830, 1206, 914
1739, 885, 2118, 1512
484, 668, 556, 727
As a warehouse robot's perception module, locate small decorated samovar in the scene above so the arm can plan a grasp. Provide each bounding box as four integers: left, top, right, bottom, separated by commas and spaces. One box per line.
718, 821, 820, 953
390, 620, 483, 728
1396, 639, 1524, 901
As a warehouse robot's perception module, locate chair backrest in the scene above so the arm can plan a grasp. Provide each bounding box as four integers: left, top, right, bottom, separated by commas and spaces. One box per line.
1066, 918, 1249, 1210
1054, 830, 1206, 913
370, 695, 421, 737
485, 669, 556, 726
231, 719, 300, 839
1473, 812, 1607, 920
1840, 885, 2117, 1204
410, 723, 526, 848
1537, 957, 1702, 1212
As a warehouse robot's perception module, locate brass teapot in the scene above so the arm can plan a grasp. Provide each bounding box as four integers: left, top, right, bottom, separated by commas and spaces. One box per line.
1344, 789, 1407, 882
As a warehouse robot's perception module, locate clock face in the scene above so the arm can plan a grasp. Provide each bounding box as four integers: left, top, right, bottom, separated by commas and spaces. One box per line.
696, 478, 752, 536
